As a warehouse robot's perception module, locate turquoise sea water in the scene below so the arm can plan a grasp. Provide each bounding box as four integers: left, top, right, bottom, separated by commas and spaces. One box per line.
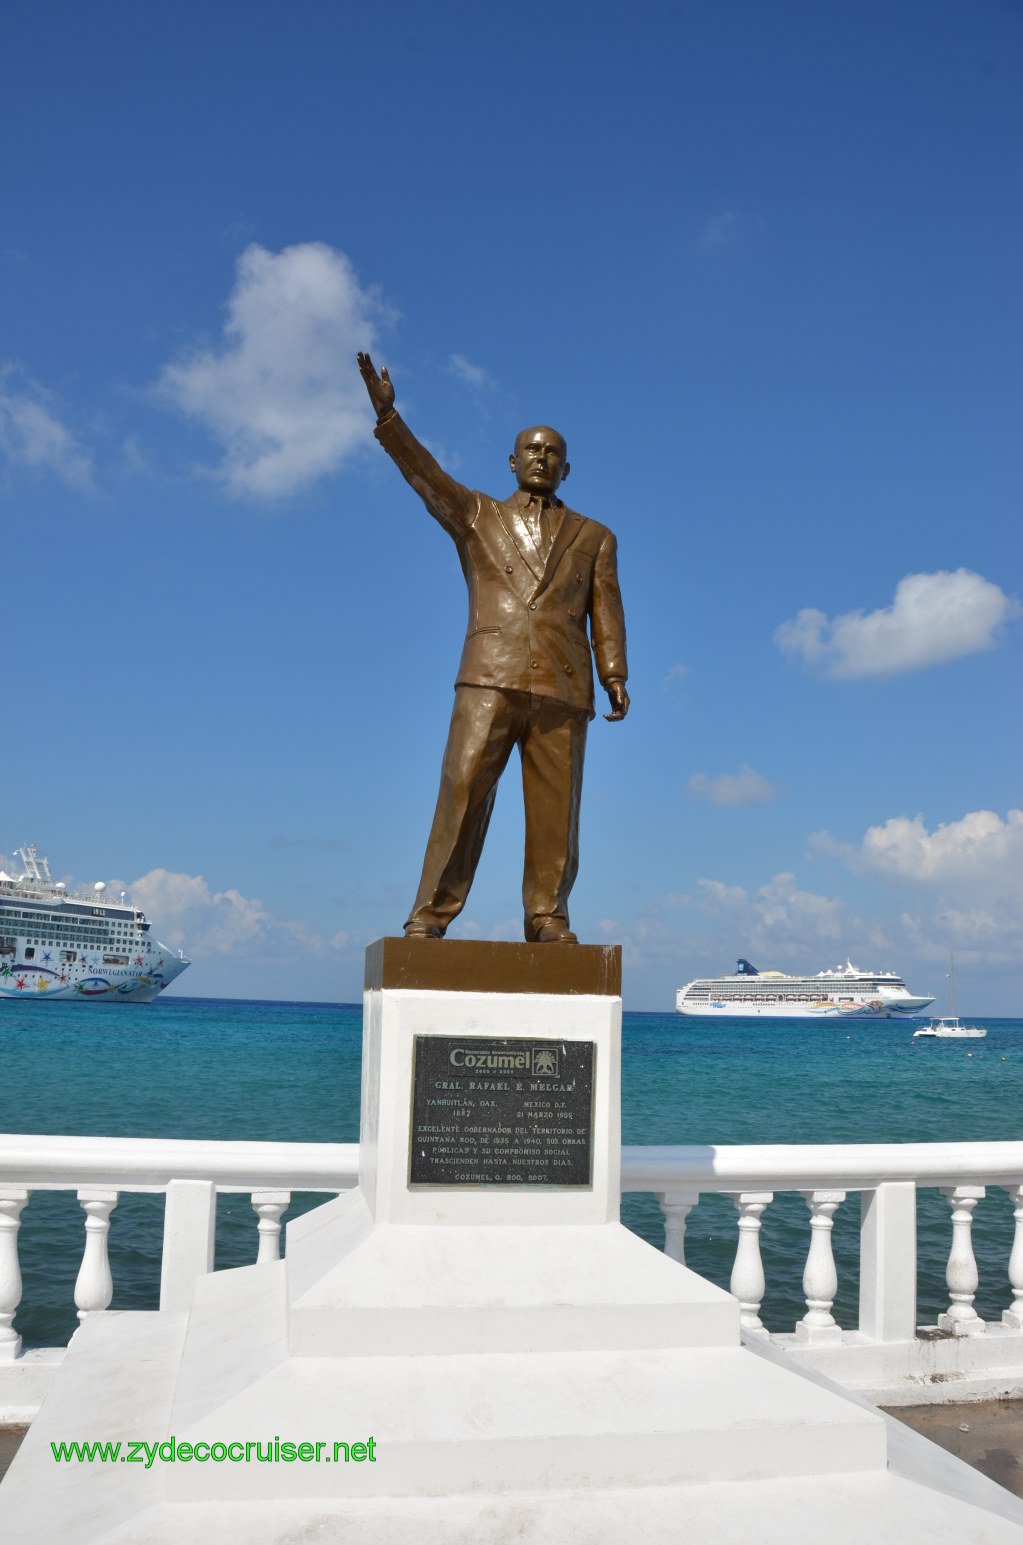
2, 996, 1021, 1348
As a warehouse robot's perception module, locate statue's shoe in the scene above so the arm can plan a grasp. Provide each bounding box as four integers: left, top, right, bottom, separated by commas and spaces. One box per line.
535, 924, 578, 943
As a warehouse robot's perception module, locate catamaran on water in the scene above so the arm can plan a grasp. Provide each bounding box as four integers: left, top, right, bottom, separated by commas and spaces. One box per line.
676, 958, 934, 1019
913, 953, 987, 1039
0, 845, 189, 1002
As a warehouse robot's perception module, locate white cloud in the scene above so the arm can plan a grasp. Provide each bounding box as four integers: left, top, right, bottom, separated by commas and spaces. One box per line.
748, 872, 847, 942
625, 871, 882, 974
447, 353, 492, 391
661, 661, 691, 693
698, 209, 740, 249
696, 878, 749, 910
810, 808, 1023, 968
155, 242, 389, 499
687, 764, 778, 807
117, 867, 348, 958
0, 366, 93, 488
819, 808, 1023, 890
775, 569, 1020, 679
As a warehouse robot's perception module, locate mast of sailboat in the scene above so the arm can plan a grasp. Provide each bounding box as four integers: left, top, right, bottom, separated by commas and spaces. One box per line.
948, 951, 957, 1019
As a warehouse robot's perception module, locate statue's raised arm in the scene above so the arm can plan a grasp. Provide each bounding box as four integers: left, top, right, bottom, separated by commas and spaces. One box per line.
357, 352, 395, 422
357, 351, 474, 536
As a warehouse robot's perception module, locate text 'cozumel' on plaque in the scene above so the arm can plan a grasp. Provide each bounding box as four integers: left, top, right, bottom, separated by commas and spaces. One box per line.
409, 1036, 595, 1187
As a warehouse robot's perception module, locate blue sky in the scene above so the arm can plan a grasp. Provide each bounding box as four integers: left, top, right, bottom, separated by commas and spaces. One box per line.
2, 0, 1020, 1011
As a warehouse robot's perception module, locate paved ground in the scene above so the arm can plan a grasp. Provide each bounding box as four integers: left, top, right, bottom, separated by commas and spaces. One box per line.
0, 1427, 29, 1484
882, 1401, 1023, 1498
3, 1404, 1023, 1494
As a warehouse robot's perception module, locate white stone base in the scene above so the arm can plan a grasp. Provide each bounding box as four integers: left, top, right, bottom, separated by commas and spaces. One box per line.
0, 1347, 64, 1425
5, 1303, 1023, 1543
778, 1323, 1023, 1406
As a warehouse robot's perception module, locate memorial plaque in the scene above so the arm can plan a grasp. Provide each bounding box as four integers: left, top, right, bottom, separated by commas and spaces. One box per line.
409, 1035, 595, 1187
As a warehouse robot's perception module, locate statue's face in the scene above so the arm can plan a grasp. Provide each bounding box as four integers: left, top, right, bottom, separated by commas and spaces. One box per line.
510, 427, 569, 496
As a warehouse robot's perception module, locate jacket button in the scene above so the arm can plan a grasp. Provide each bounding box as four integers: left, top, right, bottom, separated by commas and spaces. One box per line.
505, 564, 513, 573
529, 601, 536, 610
530, 660, 539, 669
568, 609, 576, 618
575, 573, 582, 582
564, 664, 573, 674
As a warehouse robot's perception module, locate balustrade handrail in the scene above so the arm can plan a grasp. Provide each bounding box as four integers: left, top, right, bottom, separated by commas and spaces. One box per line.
620, 1140, 1023, 1191
4, 1133, 1023, 1195
0, 1134, 360, 1192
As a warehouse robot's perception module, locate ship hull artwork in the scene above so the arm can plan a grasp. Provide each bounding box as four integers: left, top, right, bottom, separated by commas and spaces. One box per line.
676, 959, 934, 1020
0, 847, 189, 1003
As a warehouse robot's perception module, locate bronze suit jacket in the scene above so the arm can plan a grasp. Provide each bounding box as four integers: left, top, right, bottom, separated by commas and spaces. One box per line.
375, 411, 628, 718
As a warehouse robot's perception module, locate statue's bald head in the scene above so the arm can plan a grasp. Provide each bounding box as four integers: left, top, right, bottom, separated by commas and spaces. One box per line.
514, 425, 567, 459
510, 425, 570, 497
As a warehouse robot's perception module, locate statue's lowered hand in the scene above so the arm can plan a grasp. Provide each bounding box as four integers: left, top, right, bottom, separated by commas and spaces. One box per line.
604, 680, 630, 722
357, 351, 395, 420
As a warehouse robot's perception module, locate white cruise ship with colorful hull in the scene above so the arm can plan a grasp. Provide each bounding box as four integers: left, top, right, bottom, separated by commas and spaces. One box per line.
0, 846, 189, 1003
676, 958, 934, 1019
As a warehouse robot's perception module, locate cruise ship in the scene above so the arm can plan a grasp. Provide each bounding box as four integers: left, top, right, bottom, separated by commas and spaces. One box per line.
676, 958, 934, 1019
0, 846, 189, 1002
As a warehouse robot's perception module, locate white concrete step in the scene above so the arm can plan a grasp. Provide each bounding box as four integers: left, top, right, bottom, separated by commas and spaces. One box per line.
0, 1313, 189, 1545
168, 1342, 886, 1502
98, 1469, 1023, 1545
283, 1191, 741, 1355
5, 1314, 1022, 1545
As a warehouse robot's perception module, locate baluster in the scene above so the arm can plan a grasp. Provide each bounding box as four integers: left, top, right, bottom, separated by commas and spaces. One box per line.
654, 1190, 699, 1265
160, 1180, 216, 1311
252, 1190, 291, 1264
1003, 1182, 1023, 1330
0, 1189, 29, 1360
939, 1184, 985, 1336
728, 1191, 773, 1334
796, 1189, 846, 1342
859, 1182, 918, 1342
74, 1189, 118, 1324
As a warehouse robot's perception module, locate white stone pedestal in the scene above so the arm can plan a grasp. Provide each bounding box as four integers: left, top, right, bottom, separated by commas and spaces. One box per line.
4, 939, 1023, 1542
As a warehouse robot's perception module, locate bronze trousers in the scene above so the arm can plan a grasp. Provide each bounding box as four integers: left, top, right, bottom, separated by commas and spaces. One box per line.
406, 686, 589, 939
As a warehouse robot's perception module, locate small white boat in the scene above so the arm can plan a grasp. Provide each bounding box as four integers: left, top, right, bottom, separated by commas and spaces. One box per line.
913, 1018, 986, 1040
912, 954, 986, 1039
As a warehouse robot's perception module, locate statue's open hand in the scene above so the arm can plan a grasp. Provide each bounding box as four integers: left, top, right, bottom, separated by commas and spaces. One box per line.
603, 680, 630, 722
357, 351, 395, 420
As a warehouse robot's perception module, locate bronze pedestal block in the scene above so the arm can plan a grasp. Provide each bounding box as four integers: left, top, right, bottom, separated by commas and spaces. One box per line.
364, 936, 622, 997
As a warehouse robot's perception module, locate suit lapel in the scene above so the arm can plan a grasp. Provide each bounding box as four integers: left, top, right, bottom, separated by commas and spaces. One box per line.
497, 497, 546, 583
532, 507, 583, 601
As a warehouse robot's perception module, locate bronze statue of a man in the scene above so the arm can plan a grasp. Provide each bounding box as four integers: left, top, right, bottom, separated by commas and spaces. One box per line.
358, 353, 629, 943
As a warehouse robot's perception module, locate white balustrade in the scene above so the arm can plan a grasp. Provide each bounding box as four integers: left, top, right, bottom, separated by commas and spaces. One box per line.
2, 1135, 1023, 1388
0, 1189, 29, 1360
1003, 1182, 1023, 1331
654, 1190, 698, 1265
0, 1137, 359, 1352
728, 1191, 772, 1333
252, 1190, 291, 1264
939, 1184, 986, 1336
74, 1189, 118, 1324
796, 1190, 846, 1342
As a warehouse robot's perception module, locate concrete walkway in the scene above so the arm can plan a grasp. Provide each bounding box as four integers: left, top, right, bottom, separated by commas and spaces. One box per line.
0, 1427, 29, 1485
884, 1401, 1023, 1500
